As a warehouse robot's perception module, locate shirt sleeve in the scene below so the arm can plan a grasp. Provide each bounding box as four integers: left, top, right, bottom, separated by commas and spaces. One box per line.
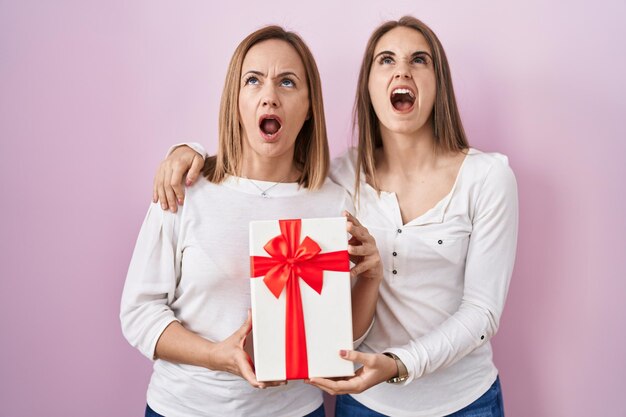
166, 142, 208, 159
120, 203, 183, 360
385, 158, 519, 384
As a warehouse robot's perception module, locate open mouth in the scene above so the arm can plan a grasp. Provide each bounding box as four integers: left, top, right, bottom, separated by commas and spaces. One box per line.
390, 87, 416, 112
259, 115, 282, 139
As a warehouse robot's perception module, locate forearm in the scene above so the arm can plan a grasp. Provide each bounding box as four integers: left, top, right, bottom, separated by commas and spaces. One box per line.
386, 300, 499, 383
154, 321, 216, 369
351, 277, 379, 341
166, 142, 208, 158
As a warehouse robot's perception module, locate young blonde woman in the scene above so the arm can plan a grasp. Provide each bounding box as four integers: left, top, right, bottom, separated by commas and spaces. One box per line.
121, 26, 382, 417
152, 16, 518, 417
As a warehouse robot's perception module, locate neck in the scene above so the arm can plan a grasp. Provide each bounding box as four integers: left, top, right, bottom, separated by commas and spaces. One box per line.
241, 152, 299, 183
377, 123, 437, 174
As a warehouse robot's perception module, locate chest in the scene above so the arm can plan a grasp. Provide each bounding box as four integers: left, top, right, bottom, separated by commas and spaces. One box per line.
356, 182, 473, 279
376, 165, 460, 225
392, 179, 455, 225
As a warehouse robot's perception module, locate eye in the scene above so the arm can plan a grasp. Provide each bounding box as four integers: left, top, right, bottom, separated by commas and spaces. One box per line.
379, 55, 394, 65
244, 76, 260, 86
280, 78, 295, 88
412, 55, 428, 65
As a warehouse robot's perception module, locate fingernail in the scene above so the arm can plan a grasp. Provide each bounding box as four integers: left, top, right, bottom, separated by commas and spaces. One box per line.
339, 350, 347, 357
186, 179, 192, 186
161, 203, 166, 209
178, 198, 183, 204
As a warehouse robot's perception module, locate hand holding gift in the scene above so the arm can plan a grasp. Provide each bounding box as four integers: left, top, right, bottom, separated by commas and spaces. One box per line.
206, 310, 286, 389
345, 211, 383, 284
307, 350, 398, 395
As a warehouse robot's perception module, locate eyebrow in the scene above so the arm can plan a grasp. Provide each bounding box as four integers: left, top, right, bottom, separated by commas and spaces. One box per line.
373, 50, 433, 60
242, 70, 302, 81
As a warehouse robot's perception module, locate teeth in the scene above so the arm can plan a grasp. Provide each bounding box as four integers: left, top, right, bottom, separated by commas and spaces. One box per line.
392, 88, 415, 98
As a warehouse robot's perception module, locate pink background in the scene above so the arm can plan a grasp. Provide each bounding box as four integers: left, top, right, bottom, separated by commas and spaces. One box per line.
1, 1, 624, 416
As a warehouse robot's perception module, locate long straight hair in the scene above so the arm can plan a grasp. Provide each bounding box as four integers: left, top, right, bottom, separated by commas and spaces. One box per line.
354, 16, 469, 195
204, 26, 329, 190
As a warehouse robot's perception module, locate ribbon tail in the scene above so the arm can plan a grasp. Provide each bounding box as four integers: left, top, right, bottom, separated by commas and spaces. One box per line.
285, 272, 309, 379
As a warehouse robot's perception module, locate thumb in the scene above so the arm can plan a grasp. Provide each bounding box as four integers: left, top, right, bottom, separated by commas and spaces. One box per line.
237, 309, 253, 339
338, 349, 368, 365
186, 155, 204, 185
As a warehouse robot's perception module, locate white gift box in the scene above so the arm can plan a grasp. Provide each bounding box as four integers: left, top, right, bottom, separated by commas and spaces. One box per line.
249, 217, 354, 381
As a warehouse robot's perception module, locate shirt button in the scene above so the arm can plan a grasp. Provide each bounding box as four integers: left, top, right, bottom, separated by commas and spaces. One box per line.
392, 251, 397, 256
438, 239, 443, 245
392, 269, 398, 275
397, 229, 402, 234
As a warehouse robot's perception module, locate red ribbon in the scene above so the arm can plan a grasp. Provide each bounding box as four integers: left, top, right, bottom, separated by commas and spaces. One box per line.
250, 219, 349, 379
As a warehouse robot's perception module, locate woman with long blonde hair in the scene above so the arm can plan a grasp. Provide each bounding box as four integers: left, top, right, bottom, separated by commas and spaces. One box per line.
121, 25, 382, 417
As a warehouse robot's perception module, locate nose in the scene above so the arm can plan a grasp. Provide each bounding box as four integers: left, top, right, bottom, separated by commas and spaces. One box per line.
394, 63, 412, 80
261, 85, 280, 108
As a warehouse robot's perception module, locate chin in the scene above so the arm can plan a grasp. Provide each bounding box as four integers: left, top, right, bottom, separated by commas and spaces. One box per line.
258, 142, 294, 158
382, 121, 420, 135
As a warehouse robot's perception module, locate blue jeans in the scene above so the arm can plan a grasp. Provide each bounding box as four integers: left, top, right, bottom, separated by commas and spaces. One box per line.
144, 405, 162, 417
145, 403, 325, 417
335, 377, 504, 417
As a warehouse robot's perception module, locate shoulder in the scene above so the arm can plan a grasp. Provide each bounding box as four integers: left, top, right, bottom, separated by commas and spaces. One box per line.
175, 175, 222, 217
329, 148, 359, 194
464, 148, 511, 169
462, 149, 518, 214
303, 177, 353, 213
315, 176, 351, 199
184, 175, 216, 200
462, 148, 516, 186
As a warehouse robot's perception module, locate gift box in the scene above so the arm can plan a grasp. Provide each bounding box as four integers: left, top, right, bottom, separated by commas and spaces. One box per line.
249, 217, 355, 381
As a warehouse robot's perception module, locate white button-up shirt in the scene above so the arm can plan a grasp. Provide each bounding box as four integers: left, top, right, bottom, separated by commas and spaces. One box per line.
330, 148, 518, 417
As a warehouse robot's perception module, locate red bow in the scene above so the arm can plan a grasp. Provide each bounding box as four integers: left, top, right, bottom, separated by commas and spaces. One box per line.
250, 219, 349, 379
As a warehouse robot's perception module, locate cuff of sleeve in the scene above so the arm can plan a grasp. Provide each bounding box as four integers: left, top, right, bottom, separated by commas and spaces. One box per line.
383, 347, 416, 385
165, 143, 207, 159
147, 318, 180, 360
353, 318, 375, 349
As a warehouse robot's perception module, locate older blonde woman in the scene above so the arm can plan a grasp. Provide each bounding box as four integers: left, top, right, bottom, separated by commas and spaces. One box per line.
121, 26, 382, 417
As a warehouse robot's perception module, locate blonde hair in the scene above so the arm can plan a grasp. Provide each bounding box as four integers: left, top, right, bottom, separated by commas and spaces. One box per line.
204, 26, 329, 190
354, 16, 469, 194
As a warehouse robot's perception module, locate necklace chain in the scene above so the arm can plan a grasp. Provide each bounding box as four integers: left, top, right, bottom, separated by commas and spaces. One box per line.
245, 174, 291, 198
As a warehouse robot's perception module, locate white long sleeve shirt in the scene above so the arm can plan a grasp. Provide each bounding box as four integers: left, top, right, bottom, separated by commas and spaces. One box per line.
171, 144, 519, 416
331, 148, 518, 416
120, 175, 352, 417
